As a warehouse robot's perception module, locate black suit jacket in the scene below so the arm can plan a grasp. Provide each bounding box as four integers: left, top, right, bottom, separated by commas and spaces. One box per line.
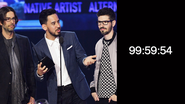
0, 33, 35, 104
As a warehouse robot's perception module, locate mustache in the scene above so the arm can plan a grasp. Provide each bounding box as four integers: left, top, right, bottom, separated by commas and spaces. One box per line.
8, 24, 15, 27
100, 27, 106, 29
56, 28, 61, 31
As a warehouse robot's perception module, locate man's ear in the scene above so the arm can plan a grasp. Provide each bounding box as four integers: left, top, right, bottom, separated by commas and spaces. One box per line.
112, 20, 116, 28
42, 24, 47, 31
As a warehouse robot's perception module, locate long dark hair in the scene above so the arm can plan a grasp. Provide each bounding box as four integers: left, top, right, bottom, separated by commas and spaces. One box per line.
0, 6, 18, 32
0, 6, 18, 24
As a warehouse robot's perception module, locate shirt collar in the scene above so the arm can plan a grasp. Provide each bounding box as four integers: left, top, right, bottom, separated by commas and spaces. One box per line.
103, 31, 116, 46
45, 33, 59, 46
2, 32, 16, 47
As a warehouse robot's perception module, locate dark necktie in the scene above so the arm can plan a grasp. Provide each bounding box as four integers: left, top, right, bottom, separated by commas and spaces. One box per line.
98, 40, 116, 98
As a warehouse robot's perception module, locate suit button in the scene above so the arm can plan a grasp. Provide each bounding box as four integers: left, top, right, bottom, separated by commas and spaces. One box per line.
9, 82, 11, 84
10, 72, 11, 74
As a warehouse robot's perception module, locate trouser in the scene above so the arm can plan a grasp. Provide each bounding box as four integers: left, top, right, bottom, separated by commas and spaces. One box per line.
57, 84, 87, 104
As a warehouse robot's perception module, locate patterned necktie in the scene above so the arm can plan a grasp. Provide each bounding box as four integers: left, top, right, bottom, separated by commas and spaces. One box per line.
98, 40, 116, 98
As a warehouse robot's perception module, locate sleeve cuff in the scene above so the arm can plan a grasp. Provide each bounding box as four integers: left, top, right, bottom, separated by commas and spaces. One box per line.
82, 57, 90, 69
90, 87, 96, 93
115, 89, 117, 95
82, 57, 87, 67
36, 71, 44, 80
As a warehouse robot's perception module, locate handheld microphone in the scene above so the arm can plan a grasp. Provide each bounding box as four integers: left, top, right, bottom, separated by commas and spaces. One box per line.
59, 36, 63, 86
59, 36, 64, 45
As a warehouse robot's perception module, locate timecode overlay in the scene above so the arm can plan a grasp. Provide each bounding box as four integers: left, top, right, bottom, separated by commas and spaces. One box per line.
127, 45, 174, 76
129, 46, 172, 55
126, 45, 175, 102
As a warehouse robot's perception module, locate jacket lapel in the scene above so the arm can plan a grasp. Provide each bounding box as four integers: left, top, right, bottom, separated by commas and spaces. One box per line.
39, 34, 69, 76
61, 42, 69, 70
60, 32, 69, 70
0, 33, 11, 66
16, 34, 24, 69
40, 38, 53, 60
40, 38, 56, 75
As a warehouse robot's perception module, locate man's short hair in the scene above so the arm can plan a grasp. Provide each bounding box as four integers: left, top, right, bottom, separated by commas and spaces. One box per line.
97, 7, 116, 20
39, 8, 57, 25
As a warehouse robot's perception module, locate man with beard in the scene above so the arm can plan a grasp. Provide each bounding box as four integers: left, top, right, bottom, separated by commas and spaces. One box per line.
0, 6, 35, 104
33, 8, 96, 104
90, 7, 117, 104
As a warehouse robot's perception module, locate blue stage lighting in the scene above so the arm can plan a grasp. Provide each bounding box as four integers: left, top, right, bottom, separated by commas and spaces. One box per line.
15, 20, 63, 30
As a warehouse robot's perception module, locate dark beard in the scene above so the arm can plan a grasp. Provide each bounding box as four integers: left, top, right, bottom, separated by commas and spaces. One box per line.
49, 31, 60, 37
100, 25, 112, 35
3, 25, 15, 32
48, 28, 61, 37
101, 30, 110, 35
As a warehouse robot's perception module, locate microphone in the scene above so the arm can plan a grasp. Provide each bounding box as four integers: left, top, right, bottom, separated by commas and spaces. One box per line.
59, 36, 64, 45
59, 36, 63, 87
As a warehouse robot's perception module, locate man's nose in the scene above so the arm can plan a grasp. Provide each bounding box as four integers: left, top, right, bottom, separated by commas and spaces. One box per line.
56, 22, 60, 28
10, 19, 15, 23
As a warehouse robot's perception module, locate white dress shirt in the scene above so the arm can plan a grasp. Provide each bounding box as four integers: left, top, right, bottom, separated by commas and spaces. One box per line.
45, 34, 72, 86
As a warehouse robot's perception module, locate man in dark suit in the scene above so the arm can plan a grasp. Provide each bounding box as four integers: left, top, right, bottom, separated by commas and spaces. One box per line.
33, 9, 96, 104
0, 6, 35, 104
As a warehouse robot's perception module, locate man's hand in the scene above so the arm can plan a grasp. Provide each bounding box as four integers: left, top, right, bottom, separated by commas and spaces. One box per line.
91, 92, 99, 101
108, 94, 117, 103
27, 96, 35, 104
37, 62, 48, 76
83, 55, 97, 66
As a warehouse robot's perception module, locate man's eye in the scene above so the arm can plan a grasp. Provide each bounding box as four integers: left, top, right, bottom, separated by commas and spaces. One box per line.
51, 22, 55, 25
104, 21, 108, 23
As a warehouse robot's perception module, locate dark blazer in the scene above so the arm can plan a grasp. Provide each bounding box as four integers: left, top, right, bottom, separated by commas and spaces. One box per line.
33, 31, 90, 104
0, 33, 36, 104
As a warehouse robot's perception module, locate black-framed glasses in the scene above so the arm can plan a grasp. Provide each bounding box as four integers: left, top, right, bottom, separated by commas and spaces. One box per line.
4, 17, 16, 22
97, 20, 113, 25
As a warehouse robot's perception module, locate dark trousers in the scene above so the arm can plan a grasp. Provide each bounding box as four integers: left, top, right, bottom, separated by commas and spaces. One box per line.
95, 98, 117, 104
57, 84, 86, 104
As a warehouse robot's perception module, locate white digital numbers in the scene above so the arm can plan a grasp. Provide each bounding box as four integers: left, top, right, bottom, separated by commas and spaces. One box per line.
129, 46, 172, 55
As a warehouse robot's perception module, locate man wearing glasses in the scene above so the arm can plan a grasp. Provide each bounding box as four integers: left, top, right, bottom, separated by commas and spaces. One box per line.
0, 6, 35, 104
90, 7, 117, 104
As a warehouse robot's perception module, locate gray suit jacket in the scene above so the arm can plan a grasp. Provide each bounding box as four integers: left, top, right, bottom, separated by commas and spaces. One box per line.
90, 33, 117, 92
